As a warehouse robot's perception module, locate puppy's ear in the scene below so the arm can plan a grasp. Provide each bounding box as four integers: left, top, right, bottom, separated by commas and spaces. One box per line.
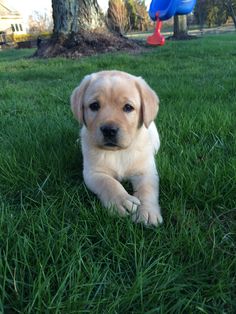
70, 75, 92, 124
136, 77, 159, 128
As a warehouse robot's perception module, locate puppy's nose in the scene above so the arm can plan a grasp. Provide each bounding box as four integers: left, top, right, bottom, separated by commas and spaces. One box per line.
100, 124, 119, 139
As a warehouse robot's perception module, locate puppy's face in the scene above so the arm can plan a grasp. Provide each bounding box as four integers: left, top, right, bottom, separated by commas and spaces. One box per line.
81, 74, 141, 150
71, 71, 159, 150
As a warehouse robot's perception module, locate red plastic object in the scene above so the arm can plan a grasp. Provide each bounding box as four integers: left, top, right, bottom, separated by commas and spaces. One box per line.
147, 15, 165, 46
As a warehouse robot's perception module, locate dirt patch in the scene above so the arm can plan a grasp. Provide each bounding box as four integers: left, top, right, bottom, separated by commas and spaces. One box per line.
34, 30, 144, 58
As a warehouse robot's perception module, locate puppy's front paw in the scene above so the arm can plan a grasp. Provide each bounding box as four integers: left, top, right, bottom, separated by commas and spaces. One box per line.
133, 205, 163, 226
109, 193, 141, 216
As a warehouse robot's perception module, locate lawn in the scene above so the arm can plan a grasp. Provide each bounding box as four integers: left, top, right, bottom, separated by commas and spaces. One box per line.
0, 34, 236, 313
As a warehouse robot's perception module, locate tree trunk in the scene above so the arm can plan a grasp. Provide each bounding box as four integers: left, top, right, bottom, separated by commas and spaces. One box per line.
52, 0, 79, 35
171, 14, 196, 40
173, 15, 188, 39
35, 0, 139, 58
76, 0, 105, 30
225, 0, 236, 29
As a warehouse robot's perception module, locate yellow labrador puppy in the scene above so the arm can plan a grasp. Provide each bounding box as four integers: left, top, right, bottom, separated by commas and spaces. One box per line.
71, 70, 163, 226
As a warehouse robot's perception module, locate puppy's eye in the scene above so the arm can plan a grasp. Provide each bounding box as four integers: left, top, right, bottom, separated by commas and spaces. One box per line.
123, 104, 134, 113
89, 102, 100, 111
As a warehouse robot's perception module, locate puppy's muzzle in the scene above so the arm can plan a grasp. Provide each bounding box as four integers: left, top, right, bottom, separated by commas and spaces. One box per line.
100, 123, 119, 147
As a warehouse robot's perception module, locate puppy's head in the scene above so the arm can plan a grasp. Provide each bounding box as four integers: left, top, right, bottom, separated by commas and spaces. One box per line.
71, 70, 159, 150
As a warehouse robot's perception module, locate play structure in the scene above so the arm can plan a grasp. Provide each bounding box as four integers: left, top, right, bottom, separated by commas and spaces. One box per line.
147, 0, 197, 46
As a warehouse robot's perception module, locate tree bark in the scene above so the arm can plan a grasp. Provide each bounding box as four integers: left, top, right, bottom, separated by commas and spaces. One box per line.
52, 0, 79, 35
173, 15, 188, 39
77, 0, 106, 30
52, 0, 106, 36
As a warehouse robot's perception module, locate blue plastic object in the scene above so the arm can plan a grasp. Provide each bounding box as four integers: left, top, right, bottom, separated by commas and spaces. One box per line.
149, 0, 197, 21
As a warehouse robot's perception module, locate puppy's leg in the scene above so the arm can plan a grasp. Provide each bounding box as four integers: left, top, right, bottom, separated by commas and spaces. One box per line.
131, 172, 163, 226
84, 171, 140, 216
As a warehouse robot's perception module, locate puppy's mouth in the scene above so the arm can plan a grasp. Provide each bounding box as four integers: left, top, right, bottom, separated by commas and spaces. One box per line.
104, 142, 118, 147
102, 142, 122, 150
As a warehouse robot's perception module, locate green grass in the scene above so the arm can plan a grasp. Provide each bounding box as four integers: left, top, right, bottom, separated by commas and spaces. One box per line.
0, 34, 236, 313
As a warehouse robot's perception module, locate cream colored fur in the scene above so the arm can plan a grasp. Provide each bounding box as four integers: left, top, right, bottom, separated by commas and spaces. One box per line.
71, 70, 163, 226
